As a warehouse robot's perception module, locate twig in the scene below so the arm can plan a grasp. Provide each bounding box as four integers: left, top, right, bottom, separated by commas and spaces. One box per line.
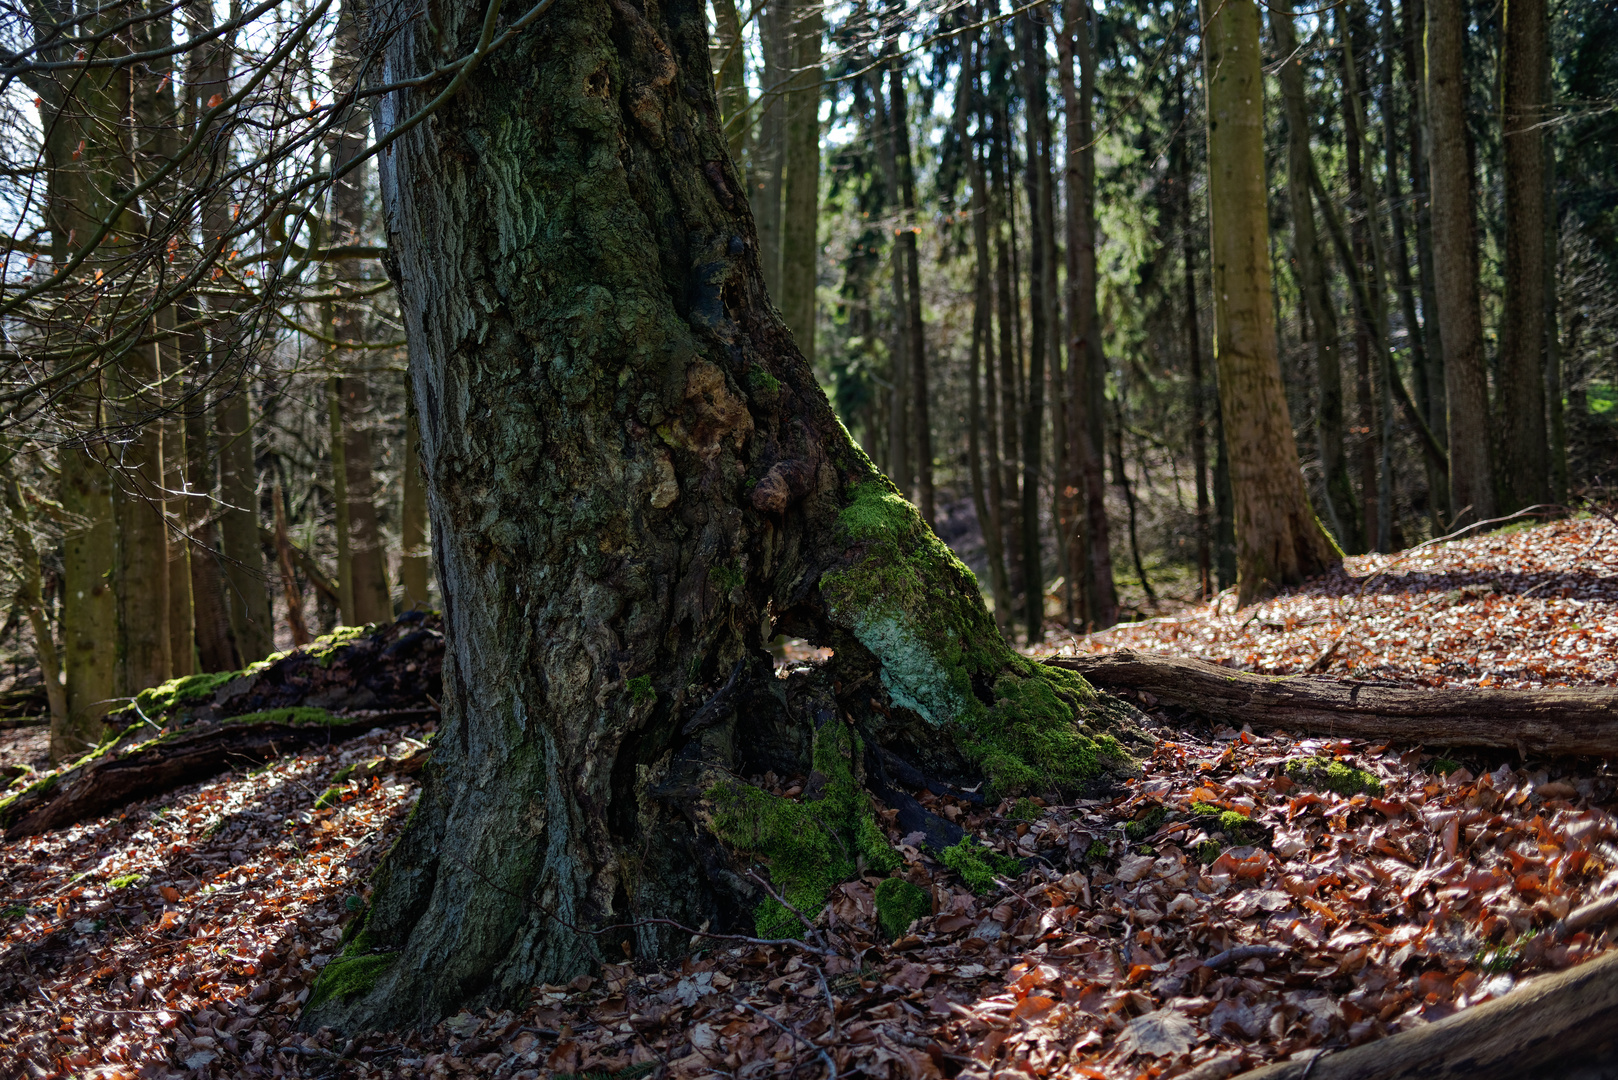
1201, 944, 1290, 970
746, 868, 829, 950
815, 965, 840, 1042
736, 1000, 837, 1080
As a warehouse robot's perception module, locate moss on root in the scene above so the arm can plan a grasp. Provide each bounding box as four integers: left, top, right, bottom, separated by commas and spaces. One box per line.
874, 878, 931, 939
939, 835, 1023, 894
306, 929, 397, 1010
820, 480, 1129, 795
708, 722, 900, 939
1284, 757, 1384, 797
1192, 803, 1264, 845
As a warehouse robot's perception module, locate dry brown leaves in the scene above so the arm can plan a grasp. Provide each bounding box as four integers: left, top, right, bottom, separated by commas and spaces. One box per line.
3, 517, 1616, 1079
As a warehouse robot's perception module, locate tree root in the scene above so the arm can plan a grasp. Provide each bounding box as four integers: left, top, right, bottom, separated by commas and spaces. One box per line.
1048, 650, 1618, 756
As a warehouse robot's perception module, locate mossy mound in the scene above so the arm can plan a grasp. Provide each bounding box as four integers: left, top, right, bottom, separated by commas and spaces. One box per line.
819, 480, 1130, 796
939, 835, 1023, 894
1124, 804, 1167, 842
1192, 803, 1265, 845
874, 878, 931, 939
307, 931, 397, 1009
1284, 756, 1384, 797
708, 722, 900, 940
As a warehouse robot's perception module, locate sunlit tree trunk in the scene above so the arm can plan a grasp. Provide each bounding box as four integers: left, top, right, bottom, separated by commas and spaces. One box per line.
1171, 62, 1212, 600
780, 0, 820, 369
890, 61, 932, 526
1498, 0, 1549, 511
1426, 0, 1496, 522
215, 384, 273, 662
754, 0, 788, 294
879, 72, 909, 498
312, 0, 1131, 1030
4, 469, 67, 730
400, 380, 431, 611
1200, 0, 1338, 604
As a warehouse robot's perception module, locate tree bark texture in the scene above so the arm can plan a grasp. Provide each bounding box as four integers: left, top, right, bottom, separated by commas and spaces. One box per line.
57, 444, 118, 761
321, 0, 1134, 1031
1426, 0, 1496, 523
400, 381, 431, 611
1199, 0, 1338, 605
779, 0, 820, 369
1272, 11, 1356, 553
216, 385, 274, 663
890, 62, 932, 526
1497, 0, 1549, 512
1018, 10, 1050, 641
1051, 650, 1618, 756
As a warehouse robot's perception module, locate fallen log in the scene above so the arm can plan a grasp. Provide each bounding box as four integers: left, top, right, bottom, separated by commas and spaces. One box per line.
1235, 946, 1618, 1079
0, 614, 442, 839
1048, 650, 1618, 757
2, 708, 436, 838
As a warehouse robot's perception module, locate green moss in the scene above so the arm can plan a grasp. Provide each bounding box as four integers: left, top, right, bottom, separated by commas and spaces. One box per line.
819, 480, 1128, 796
1085, 839, 1109, 862
1194, 840, 1223, 864
709, 722, 898, 939
131, 670, 237, 718
747, 367, 782, 395
1192, 803, 1263, 844
0, 770, 58, 827
626, 675, 655, 706
108, 873, 143, 889
874, 878, 931, 939
1284, 757, 1384, 797
1009, 797, 1042, 822
711, 563, 746, 592
1430, 757, 1462, 776
1123, 805, 1167, 841
939, 835, 1023, 894
306, 928, 395, 1009
314, 785, 349, 810
1476, 930, 1537, 974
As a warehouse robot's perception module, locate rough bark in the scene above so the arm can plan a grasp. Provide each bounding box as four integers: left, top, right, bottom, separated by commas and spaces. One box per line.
400, 382, 431, 611
1426, 0, 1496, 522
313, 0, 1137, 1031
989, 105, 1022, 606
1051, 650, 1618, 755
57, 443, 118, 760
0, 615, 443, 839
754, 0, 788, 294
216, 384, 274, 662
1498, 0, 1550, 511
711, 0, 749, 162
1018, 11, 1050, 642
1272, 11, 1356, 552
1199, 0, 1338, 605
880, 72, 910, 499
1236, 947, 1618, 1080
1174, 63, 1211, 600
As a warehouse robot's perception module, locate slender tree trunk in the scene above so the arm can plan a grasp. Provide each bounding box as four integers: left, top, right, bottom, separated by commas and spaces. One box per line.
273, 481, 311, 646
1062, 0, 1117, 630
160, 327, 195, 678
1544, 47, 1566, 504
711, 0, 750, 163
216, 385, 273, 662
185, 385, 236, 672
1498, 0, 1549, 511
1404, 0, 1447, 479
401, 379, 431, 611
879, 73, 909, 499
1173, 63, 1212, 600
754, 0, 788, 294
317, 0, 1131, 1029
1426, 0, 1496, 523
1200, 0, 1338, 605
780, 0, 820, 367
326, 373, 354, 623
4, 471, 68, 729
963, 33, 1012, 630
1272, 11, 1356, 552
1018, 11, 1050, 642
990, 109, 1022, 607
890, 62, 932, 526
114, 328, 173, 693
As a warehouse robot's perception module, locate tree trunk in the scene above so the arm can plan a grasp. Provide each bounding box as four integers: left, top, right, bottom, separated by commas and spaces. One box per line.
273, 482, 311, 647
1199, 0, 1338, 606
1272, 11, 1356, 553
754, 0, 788, 294
3, 471, 67, 730
1403, 0, 1447, 504
400, 380, 431, 611
779, 0, 820, 370
1175, 62, 1212, 601
1426, 0, 1495, 523
1062, 0, 1117, 630
1544, 50, 1566, 504
1498, 0, 1549, 512
312, 0, 1135, 1031
1018, 11, 1050, 643
114, 331, 173, 694
990, 106, 1022, 608
216, 384, 274, 662
880, 70, 910, 500
711, 0, 749, 163
890, 61, 932, 526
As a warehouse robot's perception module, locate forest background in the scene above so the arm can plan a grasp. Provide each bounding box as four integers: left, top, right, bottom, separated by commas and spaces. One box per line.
0, 0, 1615, 762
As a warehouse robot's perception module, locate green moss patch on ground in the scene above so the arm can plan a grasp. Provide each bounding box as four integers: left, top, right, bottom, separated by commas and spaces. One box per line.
708, 722, 900, 939
1284, 756, 1384, 797
874, 878, 931, 939
820, 479, 1130, 795
306, 930, 397, 1010
939, 835, 1023, 894
1192, 803, 1264, 845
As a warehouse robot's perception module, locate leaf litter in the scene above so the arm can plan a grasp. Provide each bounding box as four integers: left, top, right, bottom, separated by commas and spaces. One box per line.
2, 515, 1616, 1079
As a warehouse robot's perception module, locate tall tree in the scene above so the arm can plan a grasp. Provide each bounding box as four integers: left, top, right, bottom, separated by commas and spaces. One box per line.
779, 0, 821, 366
890, 59, 933, 525
1272, 11, 1356, 551
312, 0, 1131, 1030
1199, 0, 1338, 604
712, 0, 750, 162
755, 0, 789, 294
400, 383, 431, 611
1059, 0, 1116, 629
1017, 10, 1051, 641
1498, 0, 1550, 510
1426, 0, 1496, 522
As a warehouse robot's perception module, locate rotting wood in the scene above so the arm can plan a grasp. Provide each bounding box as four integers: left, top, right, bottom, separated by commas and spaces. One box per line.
1048, 650, 1618, 756
1234, 947, 1618, 1079
2, 708, 436, 839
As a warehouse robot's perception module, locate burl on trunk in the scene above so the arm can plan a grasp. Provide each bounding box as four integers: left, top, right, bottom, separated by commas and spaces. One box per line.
307, 0, 1137, 1030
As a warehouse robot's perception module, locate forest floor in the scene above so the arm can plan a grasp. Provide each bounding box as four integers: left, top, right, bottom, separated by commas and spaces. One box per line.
3, 515, 1617, 1080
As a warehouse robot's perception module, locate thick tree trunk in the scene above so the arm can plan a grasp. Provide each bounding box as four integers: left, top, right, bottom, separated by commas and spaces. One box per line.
1498, 0, 1549, 512
216, 385, 274, 662
400, 382, 431, 611
313, 0, 1134, 1031
1199, 0, 1338, 606
1426, 0, 1495, 523
1272, 11, 1356, 553
57, 443, 118, 761
114, 336, 173, 694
